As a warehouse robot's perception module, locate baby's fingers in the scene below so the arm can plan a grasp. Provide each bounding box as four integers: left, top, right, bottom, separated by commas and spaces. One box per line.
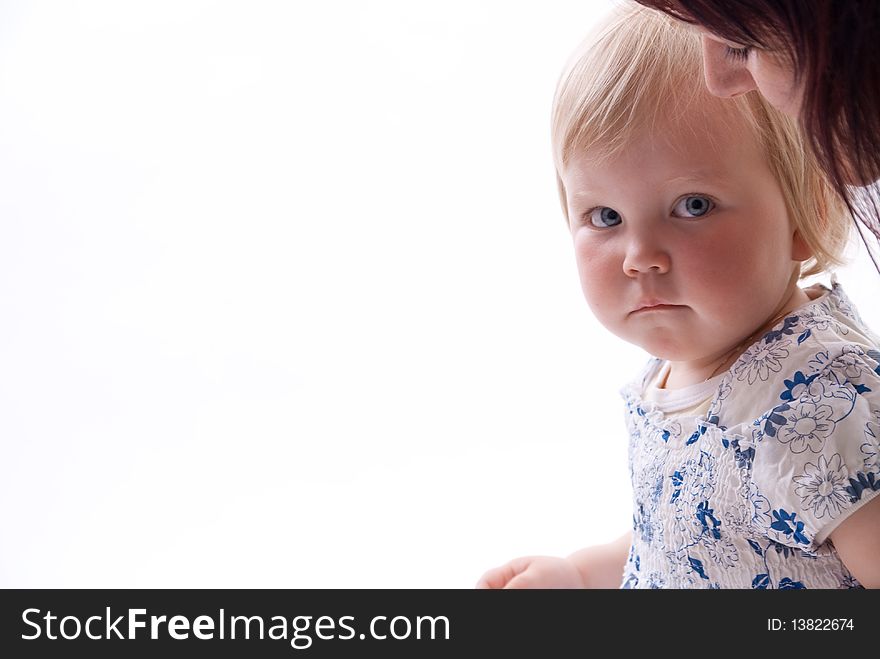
504, 570, 543, 589
475, 557, 534, 589
475, 565, 514, 589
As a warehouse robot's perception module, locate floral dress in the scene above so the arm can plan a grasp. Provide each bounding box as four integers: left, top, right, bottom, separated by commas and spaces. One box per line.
619, 277, 880, 588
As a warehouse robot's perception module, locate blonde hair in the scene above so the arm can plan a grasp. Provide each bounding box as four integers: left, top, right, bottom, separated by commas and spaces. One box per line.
551, 5, 849, 279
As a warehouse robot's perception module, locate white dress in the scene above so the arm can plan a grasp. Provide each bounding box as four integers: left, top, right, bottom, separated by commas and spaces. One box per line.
619, 277, 880, 588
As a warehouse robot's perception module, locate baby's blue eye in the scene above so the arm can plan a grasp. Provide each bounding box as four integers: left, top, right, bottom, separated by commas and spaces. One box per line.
673, 195, 714, 218
589, 207, 621, 228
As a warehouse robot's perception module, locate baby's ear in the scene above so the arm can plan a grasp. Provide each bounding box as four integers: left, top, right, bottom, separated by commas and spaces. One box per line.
791, 229, 813, 262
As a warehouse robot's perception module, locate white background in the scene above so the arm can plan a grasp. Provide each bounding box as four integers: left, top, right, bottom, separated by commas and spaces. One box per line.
1, 0, 878, 588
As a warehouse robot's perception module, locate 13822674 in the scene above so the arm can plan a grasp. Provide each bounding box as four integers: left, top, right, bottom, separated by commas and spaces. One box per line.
767, 618, 855, 631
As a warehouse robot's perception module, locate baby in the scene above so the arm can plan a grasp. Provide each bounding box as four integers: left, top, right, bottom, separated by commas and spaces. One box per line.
478, 4, 880, 588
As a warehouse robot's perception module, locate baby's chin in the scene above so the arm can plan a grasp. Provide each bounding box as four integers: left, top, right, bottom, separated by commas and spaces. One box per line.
616, 333, 722, 365
597, 316, 748, 368
600, 327, 696, 361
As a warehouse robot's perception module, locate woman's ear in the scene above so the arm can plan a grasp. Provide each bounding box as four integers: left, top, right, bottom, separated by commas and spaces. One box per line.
791, 229, 813, 262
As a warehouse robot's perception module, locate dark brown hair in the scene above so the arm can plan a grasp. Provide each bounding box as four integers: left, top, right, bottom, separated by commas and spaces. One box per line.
635, 0, 880, 274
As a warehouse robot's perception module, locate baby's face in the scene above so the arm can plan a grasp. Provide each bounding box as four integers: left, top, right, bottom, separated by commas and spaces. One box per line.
560, 108, 808, 376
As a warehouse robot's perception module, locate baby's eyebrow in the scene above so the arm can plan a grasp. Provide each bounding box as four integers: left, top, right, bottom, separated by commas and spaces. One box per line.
665, 173, 722, 187
568, 186, 605, 199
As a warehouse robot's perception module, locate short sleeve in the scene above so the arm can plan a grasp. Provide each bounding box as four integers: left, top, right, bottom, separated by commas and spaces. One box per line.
749, 345, 880, 552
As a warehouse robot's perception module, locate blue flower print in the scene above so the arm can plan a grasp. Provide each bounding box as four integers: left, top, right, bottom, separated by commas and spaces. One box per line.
705, 538, 738, 568
618, 281, 876, 588
688, 556, 709, 580
827, 346, 875, 395
839, 345, 869, 376
712, 379, 732, 409
862, 439, 880, 470
780, 370, 819, 403
845, 471, 880, 503
658, 421, 682, 444
839, 574, 863, 589
747, 483, 771, 528
726, 435, 755, 470
763, 315, 800, 344
644, 409, 681, 444
672, 456, 719, 545
861, 413, 880, 471
793, 454, 850, 519
634, 504, 656, 544
752, 573, 770, 589
799, 306, 832, 333
760, 403, 792, 439
834, 296, 861, 324
651, 477, 663, 505
680, 455, 716, 501
734, 339, 792, 385
778, 578, 807, 589
776, 401, 834, 453
807, 349, 831, 372
671, 470, 683, 504
770, 509, 809, 545
645, 573, 666, 588
686, 416, 721, 446
768, 540, 794, 559
696, 501, 721, 539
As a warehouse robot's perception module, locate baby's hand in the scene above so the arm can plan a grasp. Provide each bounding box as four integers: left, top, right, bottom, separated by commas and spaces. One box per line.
475, 556, 585, 589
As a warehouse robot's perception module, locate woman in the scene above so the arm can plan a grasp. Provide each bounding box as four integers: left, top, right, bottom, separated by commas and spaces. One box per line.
635, 0, 880, 273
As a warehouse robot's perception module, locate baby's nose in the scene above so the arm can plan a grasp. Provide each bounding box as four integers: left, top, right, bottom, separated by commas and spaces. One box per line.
622, 237, 671, 276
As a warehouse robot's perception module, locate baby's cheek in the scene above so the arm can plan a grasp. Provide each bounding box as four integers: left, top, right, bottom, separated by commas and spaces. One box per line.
573, 242, 619, 318
678, 241, 737, 287
677, 246, 759, 327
